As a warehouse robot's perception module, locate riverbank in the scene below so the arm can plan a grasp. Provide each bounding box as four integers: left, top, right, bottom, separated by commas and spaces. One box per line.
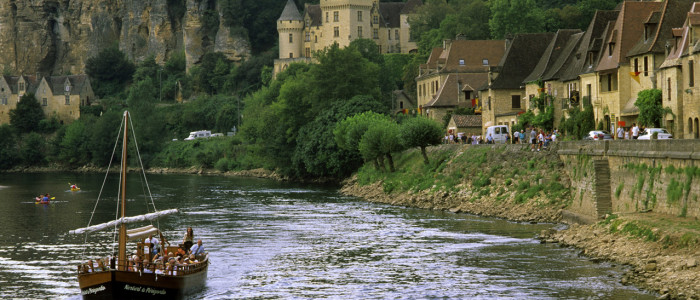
340, 143, 699, 299
3, 165, 288, 180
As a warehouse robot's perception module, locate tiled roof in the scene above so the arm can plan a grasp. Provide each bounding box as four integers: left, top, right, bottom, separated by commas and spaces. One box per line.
559, 11, 620, 81
523, 29, 582, 83
425, 73, 487, 108
628, 0, 694, 57
452, 114, 482, 128
543, 31, 584, 81
489, 33, 555, 90
305, 5, 322, 27
596, 1, 663, 72
48, 75, 89, 96
441, 40, 506, 73
279, 0, 303, 21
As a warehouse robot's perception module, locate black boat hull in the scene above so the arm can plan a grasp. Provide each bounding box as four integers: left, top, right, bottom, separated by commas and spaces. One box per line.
78, 267, 207, 300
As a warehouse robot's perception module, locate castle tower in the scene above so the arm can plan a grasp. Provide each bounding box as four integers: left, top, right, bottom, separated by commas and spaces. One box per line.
278, 0, 304, 60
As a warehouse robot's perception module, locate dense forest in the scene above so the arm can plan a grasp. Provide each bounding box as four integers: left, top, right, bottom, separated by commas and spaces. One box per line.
0, 0, 622, 180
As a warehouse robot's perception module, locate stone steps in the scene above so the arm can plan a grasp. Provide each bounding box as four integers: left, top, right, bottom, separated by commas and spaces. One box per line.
593, 159, 612, 217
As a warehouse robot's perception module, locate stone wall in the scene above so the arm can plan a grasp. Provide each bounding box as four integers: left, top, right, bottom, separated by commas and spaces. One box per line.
559, 140, 700, 220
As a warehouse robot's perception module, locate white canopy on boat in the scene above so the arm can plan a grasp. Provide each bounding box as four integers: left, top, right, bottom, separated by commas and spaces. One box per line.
69, 209, 179, 235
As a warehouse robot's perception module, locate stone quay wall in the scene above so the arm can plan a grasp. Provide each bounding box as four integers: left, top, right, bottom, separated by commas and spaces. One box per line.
558, 140, 700, 221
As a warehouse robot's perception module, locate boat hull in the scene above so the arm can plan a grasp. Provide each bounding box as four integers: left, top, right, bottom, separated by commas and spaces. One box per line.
78, 267, 207, 300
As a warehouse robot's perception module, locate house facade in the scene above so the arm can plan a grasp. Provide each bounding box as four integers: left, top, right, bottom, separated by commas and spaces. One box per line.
274, 0, 422, 76
416, 38, 505, 121
0, 75, 94, 125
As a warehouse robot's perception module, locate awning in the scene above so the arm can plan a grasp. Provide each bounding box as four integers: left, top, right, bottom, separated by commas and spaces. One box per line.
620, 97, 639, 116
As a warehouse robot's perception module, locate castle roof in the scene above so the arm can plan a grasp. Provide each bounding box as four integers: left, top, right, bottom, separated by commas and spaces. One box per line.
279, 0, 303, 21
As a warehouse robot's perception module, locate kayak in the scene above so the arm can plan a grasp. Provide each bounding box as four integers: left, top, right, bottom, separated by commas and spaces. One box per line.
71, 187, 80, 191
35, 197, 50, 204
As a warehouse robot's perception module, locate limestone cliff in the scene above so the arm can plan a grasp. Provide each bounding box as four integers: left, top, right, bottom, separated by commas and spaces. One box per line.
0, 0, 250, 75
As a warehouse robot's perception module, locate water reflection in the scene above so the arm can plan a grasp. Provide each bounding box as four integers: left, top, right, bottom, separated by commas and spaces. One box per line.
0, 173, 653, 299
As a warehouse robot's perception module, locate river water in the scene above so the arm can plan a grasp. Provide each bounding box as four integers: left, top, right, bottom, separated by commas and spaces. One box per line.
0, 172, 653, 299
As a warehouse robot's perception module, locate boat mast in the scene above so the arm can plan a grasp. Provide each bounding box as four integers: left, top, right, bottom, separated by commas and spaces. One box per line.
117, 111, 129, 271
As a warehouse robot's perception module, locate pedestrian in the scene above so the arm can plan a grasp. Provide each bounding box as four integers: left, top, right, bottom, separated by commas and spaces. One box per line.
616, 125, 624, 140
631, 123, 640, 139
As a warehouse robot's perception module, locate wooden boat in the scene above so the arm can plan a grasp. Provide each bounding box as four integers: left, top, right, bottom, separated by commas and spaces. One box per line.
70, 111, 208, 299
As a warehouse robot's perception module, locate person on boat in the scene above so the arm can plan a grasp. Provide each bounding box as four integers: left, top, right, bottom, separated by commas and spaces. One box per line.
39, 193, 50, 203
183, 227, 194, 251
96, 258, 106, 272
70, 184, 79, 190
143, 259, 153, 273
144, 234, 159, 259
189, 239, 206, 260
176, 244, 187, 258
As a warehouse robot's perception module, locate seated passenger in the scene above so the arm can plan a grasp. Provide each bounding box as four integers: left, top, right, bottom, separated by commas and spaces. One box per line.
176, 244, 187, 258
189, 240, 206, 260
143, 259, 153, 273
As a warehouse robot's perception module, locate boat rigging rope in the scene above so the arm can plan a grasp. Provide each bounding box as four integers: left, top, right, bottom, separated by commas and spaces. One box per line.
126, 113, 162, 232
79, 115, 125, 260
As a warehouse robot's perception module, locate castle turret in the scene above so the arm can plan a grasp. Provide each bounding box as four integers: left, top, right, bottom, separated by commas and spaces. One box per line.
278, 0, 304, 60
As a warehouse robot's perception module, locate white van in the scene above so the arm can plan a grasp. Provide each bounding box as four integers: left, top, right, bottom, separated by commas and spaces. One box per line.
485, 125, 510, 144
184, 130, 212, 140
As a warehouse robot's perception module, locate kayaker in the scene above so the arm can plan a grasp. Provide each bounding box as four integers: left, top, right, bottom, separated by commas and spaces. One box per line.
42, 194, 50, 202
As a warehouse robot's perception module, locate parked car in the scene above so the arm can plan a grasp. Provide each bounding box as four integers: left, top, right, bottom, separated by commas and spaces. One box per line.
485, 125, 510, 144
584, 130, 613, 141
637, 128, 673, 140
184, 130, 212, 140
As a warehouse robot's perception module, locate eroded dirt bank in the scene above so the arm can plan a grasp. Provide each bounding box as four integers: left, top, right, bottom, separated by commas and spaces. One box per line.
340, 144, 699, 299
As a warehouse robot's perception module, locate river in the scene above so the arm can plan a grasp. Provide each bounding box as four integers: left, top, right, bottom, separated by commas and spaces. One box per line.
0, 172, 653, 299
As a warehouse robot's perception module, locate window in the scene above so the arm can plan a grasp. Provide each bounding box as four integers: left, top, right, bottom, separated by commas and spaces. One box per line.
668, 78, 672, 101
305, 47, 310, 57
334, 27, 339, 37
395, 30, 400, 41
289, 33, 293, 43
482, 59, 488, 66
587, 52, 593, 66
326, 12, 329, 23
459, 59, 465, 66
388, 29, 391, 40
1, 98, 6, 105
488, 96, 492, 110
690, 60, 695, 87
357, 11, 362, 22
634, 58, 639, 73
19, 82, 24, 91
608, 43, 614, 56
65, 95, 70, 105
333, 11, 338, 22
358, 26, 363, 38
607, 74, 612, 91
399, 101, 404, 109
511, 95, 521, 109
643, 56, 649, 76
373, 28, 378, 39
42, 98, 47, 106
305, 32, 310, 42
373, 15, 378, 24
315, 35, 317, 43
289, 52, 293, 58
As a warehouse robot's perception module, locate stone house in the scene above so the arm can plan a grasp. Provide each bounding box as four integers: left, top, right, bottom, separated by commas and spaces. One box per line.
415, 38, 505, 121
274, 0, 423, 76
447, 114, 482, 137
594, 1, 663, 133
0, 75, 94, 125
480, 33, 554, 133
658, 2, 700, 139
522, 29, 583, 130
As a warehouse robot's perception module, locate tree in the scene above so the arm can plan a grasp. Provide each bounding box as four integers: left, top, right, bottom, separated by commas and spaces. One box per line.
561, 105, 595, 139
9, 93, 44, 133
489, 0, 544, 39
635, 89, 670, 128
0, 125, 18, 169
359, 120, 404, 172
85, 44, 135, 98
20, 132, 45, 166
399, 116, 443, 165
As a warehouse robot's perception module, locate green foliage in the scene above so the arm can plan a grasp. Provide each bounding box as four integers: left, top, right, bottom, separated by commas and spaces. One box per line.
489, 0, 544, 39
615, 182, 624, 199
0, 125, 18, 169
399, 116, 443, 165
85, 44, 135, 98
335, 111, 392, 153
58, 118, 92, 166
561, 104, 595, 139
667, 178, 683, 205
635, 89, 672, 128
9, 93, 45, 133
19, 132, 46, 166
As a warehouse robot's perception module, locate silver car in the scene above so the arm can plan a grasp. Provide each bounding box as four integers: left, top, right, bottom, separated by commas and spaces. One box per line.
637, 128, 673, 140
584, 130, 613, 141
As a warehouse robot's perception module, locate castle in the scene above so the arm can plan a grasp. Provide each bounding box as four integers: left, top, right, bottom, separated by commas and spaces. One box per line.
274, 0, 423, 76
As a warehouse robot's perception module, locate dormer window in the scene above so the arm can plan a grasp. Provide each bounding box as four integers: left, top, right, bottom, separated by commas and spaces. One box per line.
644, 25, 649, 40
482, 59, 489, 65
373, 15, 378, 25
19, 82, 24, 91
587, 52, 593, 66
459, 59, 465, 66
608, 42, 614, 56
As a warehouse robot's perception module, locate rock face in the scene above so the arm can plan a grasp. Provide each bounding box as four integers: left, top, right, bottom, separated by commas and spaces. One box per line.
0, 0, 249, 75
